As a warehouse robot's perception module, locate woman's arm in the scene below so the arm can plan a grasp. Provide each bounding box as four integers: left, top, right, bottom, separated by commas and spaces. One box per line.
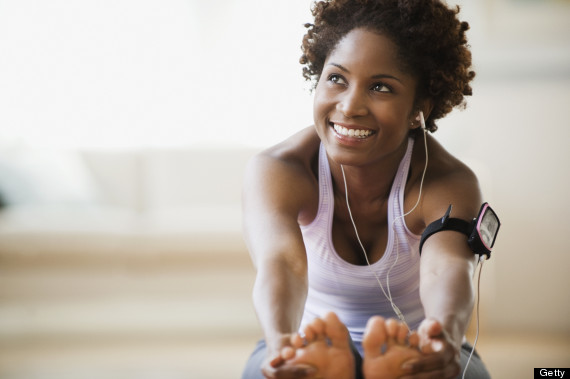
404, 231, 479, 378
243, 151, 317, 378
420, 231, 479, 350
402, 158, 483, 379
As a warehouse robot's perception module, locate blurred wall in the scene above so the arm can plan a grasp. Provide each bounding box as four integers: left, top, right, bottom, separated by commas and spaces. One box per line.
0, 0, 568, 335
438, 0, 570, 334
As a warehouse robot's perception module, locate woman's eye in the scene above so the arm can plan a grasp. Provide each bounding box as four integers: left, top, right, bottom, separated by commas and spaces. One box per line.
371, 83, 391, 93
328, 74, 346, 85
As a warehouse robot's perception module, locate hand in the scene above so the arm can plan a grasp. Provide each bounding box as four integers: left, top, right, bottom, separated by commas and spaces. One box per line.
399, 319, 461, 379
261, 354, 317, 378
261, 337, 318, 379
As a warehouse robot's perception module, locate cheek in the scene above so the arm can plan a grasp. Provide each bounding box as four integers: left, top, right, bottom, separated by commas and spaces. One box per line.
313, 87, 333, 122
373, 103, 411, 128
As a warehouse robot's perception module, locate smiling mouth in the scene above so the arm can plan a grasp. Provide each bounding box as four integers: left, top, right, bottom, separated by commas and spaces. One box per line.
331, 123, 375, 139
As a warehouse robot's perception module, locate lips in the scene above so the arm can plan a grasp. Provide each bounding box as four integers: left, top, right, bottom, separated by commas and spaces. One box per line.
331, 123, 375, 139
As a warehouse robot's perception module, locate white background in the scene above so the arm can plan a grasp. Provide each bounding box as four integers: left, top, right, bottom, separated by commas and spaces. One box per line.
0, 0, 569, 149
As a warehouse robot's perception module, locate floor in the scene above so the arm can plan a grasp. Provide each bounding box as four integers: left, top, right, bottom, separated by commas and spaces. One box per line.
1, 248, 568, 379
1, 332, 569, 378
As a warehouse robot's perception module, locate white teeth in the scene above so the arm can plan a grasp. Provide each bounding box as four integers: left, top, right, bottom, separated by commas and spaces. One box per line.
333, 124, 372, 138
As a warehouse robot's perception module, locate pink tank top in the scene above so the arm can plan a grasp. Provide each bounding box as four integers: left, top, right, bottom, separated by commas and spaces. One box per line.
300, 139, 424, 355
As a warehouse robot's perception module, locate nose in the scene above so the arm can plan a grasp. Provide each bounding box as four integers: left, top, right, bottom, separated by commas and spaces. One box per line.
336, 87, 368, 118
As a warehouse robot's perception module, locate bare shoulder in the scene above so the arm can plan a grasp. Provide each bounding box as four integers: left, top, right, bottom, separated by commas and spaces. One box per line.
243, 127, 321, 225
420, 134, 483, 224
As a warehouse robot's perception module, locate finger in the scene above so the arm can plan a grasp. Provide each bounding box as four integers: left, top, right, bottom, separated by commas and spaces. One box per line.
421, 339, 444, 354
400, 372, 440, 379
262, 363, 317, 379
280, 346, 295, 360
273, 364, 318, 379
269, 354, 285, 368
400, 358, 460, 379
418, 319, 443, 341
399, 369, 449, 379
443, 358, 461, 379
400, 347, 454, 374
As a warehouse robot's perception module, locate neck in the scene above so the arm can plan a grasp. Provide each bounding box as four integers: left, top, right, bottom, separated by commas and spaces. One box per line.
328, 138, 409, 205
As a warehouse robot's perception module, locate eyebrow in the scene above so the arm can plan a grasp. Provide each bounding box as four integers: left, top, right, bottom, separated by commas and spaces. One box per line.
328, 62, 403, 83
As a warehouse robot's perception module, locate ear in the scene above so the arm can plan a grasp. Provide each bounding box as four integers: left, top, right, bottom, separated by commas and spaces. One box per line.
410, 98, 434, 130
418, 98, 434, 122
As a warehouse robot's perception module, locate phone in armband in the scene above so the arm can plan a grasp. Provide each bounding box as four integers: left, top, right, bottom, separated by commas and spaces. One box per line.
420, 202, 501, 259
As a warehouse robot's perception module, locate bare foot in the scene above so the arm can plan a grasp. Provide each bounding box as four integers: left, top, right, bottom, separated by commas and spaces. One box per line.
282, 312, 355, 379
362, 316, 421, 379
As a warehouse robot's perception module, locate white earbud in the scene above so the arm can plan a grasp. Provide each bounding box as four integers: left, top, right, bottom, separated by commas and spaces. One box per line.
418, 111, 426, 130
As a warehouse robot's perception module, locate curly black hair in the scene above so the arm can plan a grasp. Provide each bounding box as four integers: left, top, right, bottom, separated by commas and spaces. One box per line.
300, 0, 475, 132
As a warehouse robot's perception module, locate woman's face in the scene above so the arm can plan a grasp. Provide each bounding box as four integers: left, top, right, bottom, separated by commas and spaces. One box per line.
313, 28, 419, 167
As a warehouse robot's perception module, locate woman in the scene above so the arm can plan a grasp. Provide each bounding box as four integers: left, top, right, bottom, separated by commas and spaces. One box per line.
242, 0, 491, 378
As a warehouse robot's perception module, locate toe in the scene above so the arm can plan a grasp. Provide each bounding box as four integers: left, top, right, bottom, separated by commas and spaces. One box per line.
291, 332, 305, 348
385, 318, 400, 345
322, 312, 350, 349
363, 316, 387, 358
396, 321, 409, 345
304, 317, 326, 342
408, 331, 420, 349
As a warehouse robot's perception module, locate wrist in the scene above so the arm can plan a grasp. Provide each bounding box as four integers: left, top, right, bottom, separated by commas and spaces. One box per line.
419, 317, 463, 353
266, 332, 294, 356
438, 317, 465, 352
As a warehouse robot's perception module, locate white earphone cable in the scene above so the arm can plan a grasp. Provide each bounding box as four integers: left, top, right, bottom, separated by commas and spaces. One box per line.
341, 164, 409, 328
385, 115, 429, 327
340, 112, 428, 330
340, 112, 485, 375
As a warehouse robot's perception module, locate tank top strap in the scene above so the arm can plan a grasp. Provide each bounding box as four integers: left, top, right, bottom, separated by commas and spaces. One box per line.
392, 137, 415, 199
391, 137, 416, 233
314, 143, 334, 227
